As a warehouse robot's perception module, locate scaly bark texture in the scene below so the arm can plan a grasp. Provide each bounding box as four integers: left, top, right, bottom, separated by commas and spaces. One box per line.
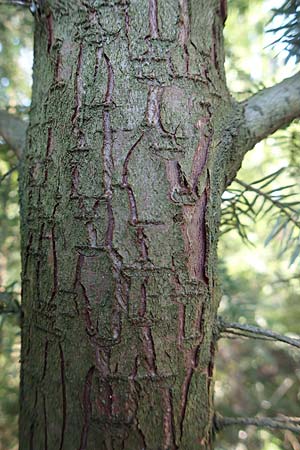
19, 1, 236, 448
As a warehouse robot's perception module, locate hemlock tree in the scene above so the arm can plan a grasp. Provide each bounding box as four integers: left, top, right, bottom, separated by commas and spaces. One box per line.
1, 1, 300, 449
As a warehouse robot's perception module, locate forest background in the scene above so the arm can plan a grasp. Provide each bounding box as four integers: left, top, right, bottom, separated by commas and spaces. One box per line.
0, 0, 299, 449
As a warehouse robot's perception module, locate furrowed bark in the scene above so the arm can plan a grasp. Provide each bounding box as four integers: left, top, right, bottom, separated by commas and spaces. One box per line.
18, 1, 300, 449
19, 1, 232, 448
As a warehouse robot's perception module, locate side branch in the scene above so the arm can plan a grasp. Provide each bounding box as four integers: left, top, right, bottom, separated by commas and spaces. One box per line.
243, 71, 300, 149
226, 72, 300, 184
0, 1, 29, 6
0, 110, 27, 159
219, 318, 300, 349
215, 414, 300, 434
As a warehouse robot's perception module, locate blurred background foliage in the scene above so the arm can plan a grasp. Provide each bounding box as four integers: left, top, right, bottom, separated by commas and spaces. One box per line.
0, 1, 299, 449
216, 0, 300, 449
0, 3, 32, 449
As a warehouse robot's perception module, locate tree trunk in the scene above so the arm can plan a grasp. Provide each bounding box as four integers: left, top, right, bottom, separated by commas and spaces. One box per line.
19, 1, 233, 448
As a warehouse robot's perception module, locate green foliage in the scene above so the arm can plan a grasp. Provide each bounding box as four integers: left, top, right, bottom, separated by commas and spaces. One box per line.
0, 144, 20, 450
0, 5, 32, 449
221, 168, 300, 266
0, 143, 21, 282
0, 2, 32, 109
273, 120, 300, 177
269, 0, 300, 63
0, 313, 19, 450
218, 1, 300, 449
0, 284, 20, 316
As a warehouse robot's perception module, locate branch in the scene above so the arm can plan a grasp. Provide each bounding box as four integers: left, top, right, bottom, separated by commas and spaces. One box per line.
215, 414, 300, 434
0, 291, 21, 315
226, 72, 300, 184
0, 0, 30, 6
243, 71, 300, 147
219, 318, 300, 349
0, 110, 27, 159
274, 274, 300, 284
0, 165, 18, 184
234, 178, 300, 229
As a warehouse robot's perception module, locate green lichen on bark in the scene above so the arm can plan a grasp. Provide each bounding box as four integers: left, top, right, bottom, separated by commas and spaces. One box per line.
19, 1, 234, 449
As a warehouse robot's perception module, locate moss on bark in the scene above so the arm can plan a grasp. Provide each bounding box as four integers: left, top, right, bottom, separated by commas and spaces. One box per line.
19, 1, 234, 448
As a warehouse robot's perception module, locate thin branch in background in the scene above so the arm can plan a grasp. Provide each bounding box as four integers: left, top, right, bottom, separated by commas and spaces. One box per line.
0, 291, 21, 315
273, 274, 300, 284
274, 122, 300, 176
0, 110, 27, 158
285, 429, 300, 450
235, 178, 300, 229
221, 167, 300, 265
0, 303, 21, 315
0, 0, 29, 6
219, 318, 300, 349
215, 414, 300, 434
0, 165, 18, 185
221, 330, 276, 342
267, 0, 300, 63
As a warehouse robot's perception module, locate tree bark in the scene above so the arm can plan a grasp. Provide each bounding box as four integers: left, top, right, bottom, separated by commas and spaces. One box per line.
19, 1, 293, 449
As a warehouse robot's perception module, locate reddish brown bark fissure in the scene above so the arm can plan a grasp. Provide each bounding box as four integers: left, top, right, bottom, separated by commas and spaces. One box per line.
121, 133, 144, 225
20, 1, 230, 449
43, 393, 48, 450
179, 0, 191, 74
59, 342, 67, 450
46, 12, 53, 54
79, 365, 96, 450
72, 43, 84, 131
148, 0, 159, 39
163, 387, 177, 449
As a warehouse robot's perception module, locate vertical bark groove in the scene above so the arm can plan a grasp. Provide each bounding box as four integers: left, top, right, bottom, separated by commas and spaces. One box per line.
43, 394, 48, 450
79, 366, 95, 450
149, 0, 159, 39
179, 0, 190, 74
19, 1, 232, 449
59, 343, 67, 450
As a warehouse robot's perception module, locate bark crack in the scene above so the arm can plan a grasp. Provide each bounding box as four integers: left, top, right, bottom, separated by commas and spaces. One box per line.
59, 343, 67, 450
43, 394, 48, 450
179, 0, 190, 74
79, 366, 95, 450
72, 43, 84, 136
41, 338, 48, 381
121, 133, 144, 225
46, 12, 53, 54
148, 0, 159, 39
163, 388, 178, 449
49, 224, 59, 303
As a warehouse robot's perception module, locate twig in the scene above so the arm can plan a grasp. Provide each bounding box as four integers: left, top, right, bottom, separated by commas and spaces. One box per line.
219, 318, 300, 349
0, 307, 20, 315
0, 110, 27, 158
0, 0, 29, 6
273, 275, 300, 284
221, 330, 275, 342
235, 178, 300, 229
0, 165, 18, 184
215, 414, 300, 434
